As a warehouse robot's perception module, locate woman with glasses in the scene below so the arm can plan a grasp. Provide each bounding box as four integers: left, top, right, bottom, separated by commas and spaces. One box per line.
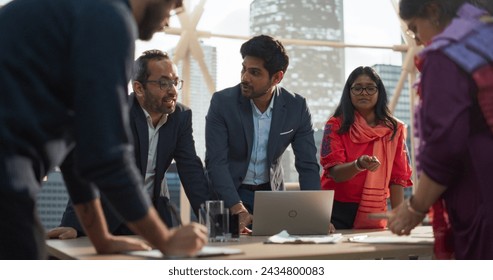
388, 0, 493, 259
320, 66, 412, 230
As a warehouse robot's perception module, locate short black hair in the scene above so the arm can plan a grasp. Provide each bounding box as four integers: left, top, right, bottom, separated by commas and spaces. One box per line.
240, 35, 289, 77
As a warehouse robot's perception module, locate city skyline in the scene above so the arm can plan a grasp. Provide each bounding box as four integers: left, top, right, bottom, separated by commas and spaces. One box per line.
136, 0, 404, 92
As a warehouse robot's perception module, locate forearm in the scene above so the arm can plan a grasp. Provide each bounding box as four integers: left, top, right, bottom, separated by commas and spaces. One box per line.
411, 172, 447, 213
389, 184, 404, 209
73, 199, 113, 252
126, 207, 172, 252
328, 160, 362, 182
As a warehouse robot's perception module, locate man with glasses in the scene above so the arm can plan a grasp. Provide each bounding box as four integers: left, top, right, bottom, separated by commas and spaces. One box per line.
0, 0, 207, 259
205, 35, 321, 233
48, 50, 210, 239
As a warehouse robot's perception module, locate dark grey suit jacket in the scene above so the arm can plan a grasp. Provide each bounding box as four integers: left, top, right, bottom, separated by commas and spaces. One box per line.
205, 84, 321, 208
60, 94, 209, 234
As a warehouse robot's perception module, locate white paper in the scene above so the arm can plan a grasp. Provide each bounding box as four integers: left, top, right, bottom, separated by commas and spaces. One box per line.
348, 235, 433, 244
266, 230, 343, 244
127, 246, 243, 259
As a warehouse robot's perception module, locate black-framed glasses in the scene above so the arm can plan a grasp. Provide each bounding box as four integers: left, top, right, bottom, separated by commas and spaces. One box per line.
350, 85, 378, 96
142, 79, 183, 90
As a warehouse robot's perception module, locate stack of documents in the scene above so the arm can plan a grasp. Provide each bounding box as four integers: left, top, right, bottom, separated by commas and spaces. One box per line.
266, 230, 343, 244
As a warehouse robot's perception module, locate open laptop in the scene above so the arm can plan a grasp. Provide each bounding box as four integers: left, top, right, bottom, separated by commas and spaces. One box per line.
252, 190, 334, 236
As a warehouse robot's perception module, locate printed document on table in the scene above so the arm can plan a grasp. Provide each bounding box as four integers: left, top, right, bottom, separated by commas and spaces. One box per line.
266, 230, 343, 244
127, 246, 243, 259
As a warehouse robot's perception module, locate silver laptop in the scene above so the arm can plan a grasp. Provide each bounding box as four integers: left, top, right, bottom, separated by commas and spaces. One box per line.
252, 190, 334, 236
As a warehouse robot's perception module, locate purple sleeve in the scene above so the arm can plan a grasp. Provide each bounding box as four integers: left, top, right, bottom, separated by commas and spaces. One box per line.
417, 51, 477, 187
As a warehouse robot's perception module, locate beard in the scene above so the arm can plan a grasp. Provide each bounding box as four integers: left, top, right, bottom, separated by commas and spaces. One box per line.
144, 91, 176, 115
240, 82, 274, 100
138, 3, 169, 40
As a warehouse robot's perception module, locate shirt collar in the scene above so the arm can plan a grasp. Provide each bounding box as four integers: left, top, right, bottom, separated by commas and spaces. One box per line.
140, 106, 168, 128
250, 87, 276, 117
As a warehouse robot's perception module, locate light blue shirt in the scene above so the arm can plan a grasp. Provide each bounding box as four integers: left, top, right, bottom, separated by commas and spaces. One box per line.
242, 90, 276, 185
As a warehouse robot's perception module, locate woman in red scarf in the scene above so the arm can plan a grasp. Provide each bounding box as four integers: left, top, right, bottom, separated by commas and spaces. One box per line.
320, 66, 413, 230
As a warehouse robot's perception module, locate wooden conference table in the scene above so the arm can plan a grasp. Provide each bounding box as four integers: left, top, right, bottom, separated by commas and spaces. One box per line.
46, 226, 433, 260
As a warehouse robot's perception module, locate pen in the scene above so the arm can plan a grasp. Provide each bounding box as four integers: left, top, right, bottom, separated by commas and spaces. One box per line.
199, 203, 207, 225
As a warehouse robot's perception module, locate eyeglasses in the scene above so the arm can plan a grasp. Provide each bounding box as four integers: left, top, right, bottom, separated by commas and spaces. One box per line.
350, 85, 378, 96
142, 79, 183, 90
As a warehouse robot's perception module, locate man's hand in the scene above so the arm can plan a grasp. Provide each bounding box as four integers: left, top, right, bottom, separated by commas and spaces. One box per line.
238, 211, 253, 234
46, 227, 78, 239
329, 223, 336, 233
95, 235, 153, 254
46, 227, 152, 254
230, 202, 252, 233
162, 223, 208, 256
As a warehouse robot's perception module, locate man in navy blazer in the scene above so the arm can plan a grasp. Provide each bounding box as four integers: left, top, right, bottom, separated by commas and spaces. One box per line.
49, 50, 209, 238
205, 35, 321, 231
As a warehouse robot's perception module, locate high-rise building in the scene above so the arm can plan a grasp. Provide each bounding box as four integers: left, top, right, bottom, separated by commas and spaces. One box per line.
371, 64, 411, 143
172, 43, 217, 161
250, 0, 345, 131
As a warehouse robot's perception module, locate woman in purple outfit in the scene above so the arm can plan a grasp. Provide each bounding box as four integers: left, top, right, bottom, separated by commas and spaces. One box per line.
389, 0, 493, 259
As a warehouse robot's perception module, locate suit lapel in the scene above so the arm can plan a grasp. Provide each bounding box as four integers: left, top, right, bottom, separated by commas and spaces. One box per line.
130, 95, 149, 176
267, 88, 286, 163
238, 87, 254, 157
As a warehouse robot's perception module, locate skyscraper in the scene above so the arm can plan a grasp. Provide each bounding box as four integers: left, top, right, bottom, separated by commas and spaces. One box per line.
173, 43, 217, 160
250, 0, 345, 130
372, 64, 411, 144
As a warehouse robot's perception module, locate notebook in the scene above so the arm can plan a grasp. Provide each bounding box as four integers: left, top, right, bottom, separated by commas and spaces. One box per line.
252, 190, 334, 236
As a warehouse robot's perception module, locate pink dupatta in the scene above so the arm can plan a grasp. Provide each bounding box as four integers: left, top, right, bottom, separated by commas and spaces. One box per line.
350, 112, 402, 229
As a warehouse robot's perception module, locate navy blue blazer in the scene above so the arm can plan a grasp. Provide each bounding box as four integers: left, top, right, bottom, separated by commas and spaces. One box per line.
60, 94, 209, 234
205, 84, 321, 208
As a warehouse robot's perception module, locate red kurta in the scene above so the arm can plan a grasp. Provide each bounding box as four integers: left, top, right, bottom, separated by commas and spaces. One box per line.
320, 116, 412, 204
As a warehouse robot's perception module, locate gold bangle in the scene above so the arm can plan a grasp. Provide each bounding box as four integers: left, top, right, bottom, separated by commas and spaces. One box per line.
407, 196, 427, 216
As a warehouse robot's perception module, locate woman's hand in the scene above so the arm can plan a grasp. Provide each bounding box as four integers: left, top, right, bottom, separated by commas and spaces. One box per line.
357, 155, 380, 172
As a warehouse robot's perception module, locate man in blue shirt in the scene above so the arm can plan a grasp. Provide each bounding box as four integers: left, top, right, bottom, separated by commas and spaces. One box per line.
205, 35, 321, 232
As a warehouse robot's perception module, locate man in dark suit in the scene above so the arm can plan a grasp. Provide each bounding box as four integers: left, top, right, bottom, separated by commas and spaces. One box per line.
205, 35, 321, 232
1, 0, 206, 259
48, 50, 209, 238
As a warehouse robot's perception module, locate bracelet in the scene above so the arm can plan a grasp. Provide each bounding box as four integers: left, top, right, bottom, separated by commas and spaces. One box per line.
407, 196, 427, 216
354, 159, 365, 171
